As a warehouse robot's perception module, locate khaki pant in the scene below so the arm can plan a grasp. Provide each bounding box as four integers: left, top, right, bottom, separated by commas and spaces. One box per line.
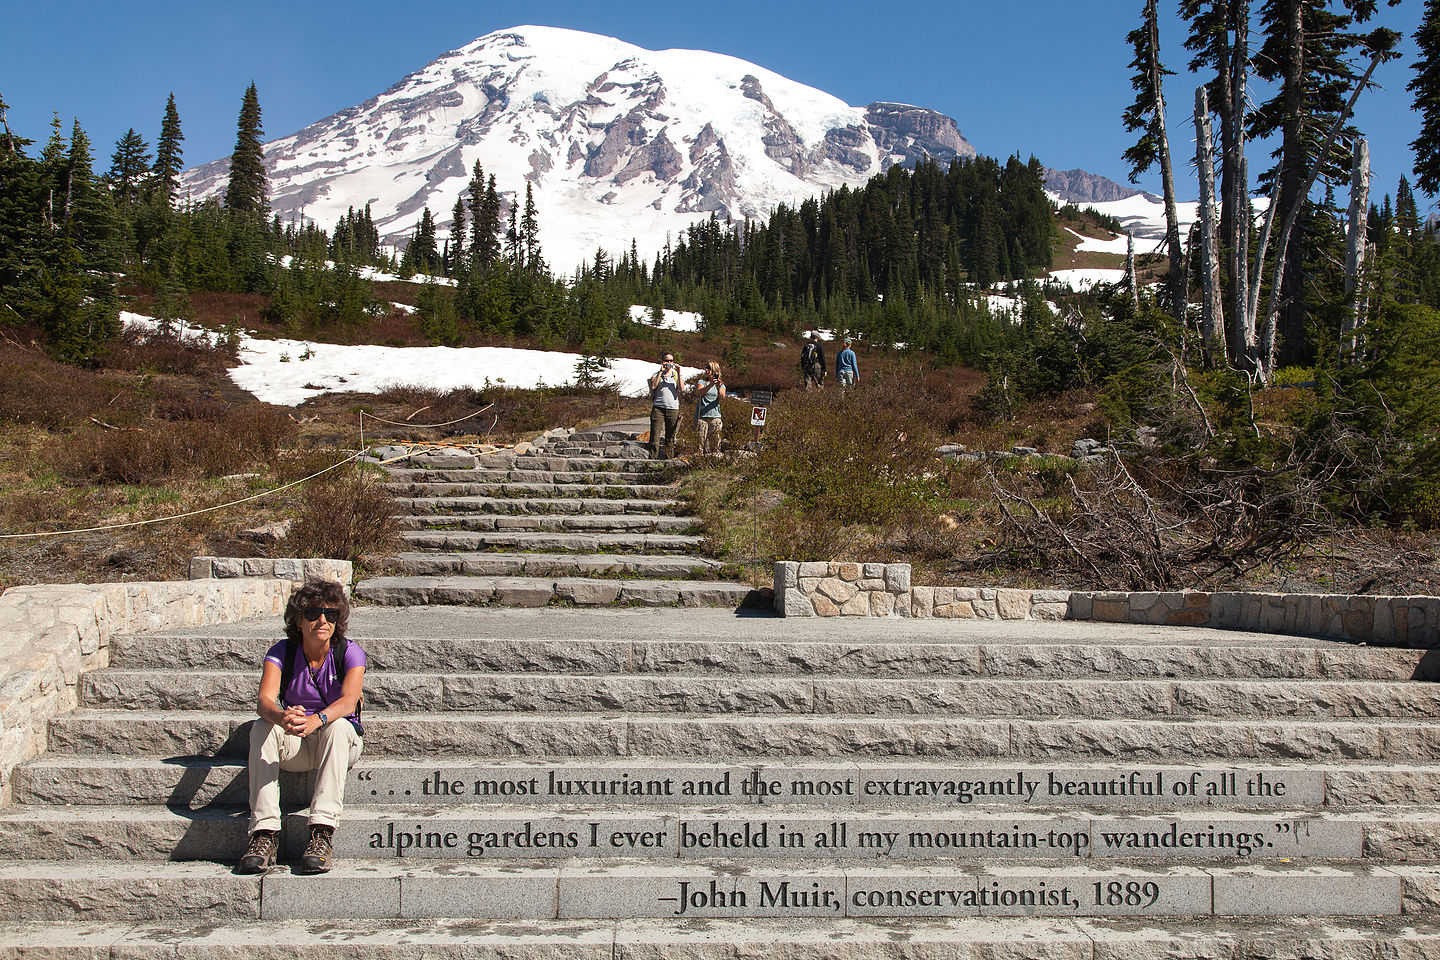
697, 418, 722, 454
248, 717, 362, 832
650, 407, 679, 459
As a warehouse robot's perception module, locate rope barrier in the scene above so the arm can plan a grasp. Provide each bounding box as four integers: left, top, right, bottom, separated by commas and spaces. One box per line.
0, 450, 364, 540
0, 400, 499, 542
358, 404, 494, 429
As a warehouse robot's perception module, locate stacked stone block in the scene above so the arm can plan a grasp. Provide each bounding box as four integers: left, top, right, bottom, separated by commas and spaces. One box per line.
0, 579, 292, 806
773, 561, 910, 617
772, 562, 1440, 646
189, 557, 353, 587
910, 586, 1071, 620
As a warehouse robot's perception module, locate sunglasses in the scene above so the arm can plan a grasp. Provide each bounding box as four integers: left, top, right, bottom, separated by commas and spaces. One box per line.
302, 606, 341, 623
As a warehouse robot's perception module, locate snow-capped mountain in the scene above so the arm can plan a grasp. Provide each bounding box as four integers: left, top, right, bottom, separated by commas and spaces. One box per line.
179, 25, 975, 272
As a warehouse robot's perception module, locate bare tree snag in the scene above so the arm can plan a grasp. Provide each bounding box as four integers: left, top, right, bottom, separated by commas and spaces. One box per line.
1195, 86, 1226, 367
1342, 136, 1370, 363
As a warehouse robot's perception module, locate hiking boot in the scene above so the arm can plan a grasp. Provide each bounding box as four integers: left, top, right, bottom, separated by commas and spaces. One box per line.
297, 825, 334, 874
236, 830, 278, 874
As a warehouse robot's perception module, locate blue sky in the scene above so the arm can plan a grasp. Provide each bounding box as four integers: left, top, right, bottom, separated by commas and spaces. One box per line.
0, 0, 1427, 208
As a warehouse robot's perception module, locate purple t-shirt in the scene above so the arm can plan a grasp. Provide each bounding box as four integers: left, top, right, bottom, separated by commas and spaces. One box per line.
265, 639, 367, 724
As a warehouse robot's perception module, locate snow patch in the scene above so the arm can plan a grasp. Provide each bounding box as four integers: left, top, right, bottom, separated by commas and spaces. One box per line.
121, 312, 699, 406
628, 305, 704, 333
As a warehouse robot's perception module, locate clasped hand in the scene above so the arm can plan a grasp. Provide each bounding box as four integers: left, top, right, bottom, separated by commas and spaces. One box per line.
282, 705, 317, 737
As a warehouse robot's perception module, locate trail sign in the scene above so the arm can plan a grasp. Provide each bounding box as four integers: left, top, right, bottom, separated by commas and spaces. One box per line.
750, 406, 768, 427
750, 390, 773, 408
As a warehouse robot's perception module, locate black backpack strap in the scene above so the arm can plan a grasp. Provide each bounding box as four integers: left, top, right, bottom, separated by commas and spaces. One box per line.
331, 637, 363, 736
277, 639, 299, 708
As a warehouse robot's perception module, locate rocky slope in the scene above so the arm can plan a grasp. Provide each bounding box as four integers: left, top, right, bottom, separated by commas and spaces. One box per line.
180, 26, 976, 271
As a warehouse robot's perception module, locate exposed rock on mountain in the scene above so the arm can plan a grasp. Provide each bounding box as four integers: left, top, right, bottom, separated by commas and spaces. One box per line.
1044, 166, 1157, 205
179, 26, 977, 271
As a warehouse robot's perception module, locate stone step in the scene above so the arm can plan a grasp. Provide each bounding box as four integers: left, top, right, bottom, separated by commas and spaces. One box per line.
109, 632, 1433, 681
353, 576, 755, 608
569, 422, 648, 442
484, 455, 662, 472
387, 468, 663, 485
396, 514, 698, 533
78, 671, 1440, 721
378, 552, 721, 579
5, 803, 1433, 863
385, 481, 676, 499
398, 530, 704, 553
44, 712, 1440, 763
23, 757, 1436, 809
545, 443, 651, 458
391, 496, 680, 516
0, 859, 1427, 920
1, 917, 1438, 959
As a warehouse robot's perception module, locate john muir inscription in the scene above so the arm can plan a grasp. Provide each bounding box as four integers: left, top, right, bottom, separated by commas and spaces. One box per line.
355, 813, 1354, 860
561, 869, 1207, 919
351, 764, 1322, 807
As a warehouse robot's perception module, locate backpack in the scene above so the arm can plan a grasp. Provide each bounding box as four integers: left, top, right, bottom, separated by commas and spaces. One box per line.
278, 637, 364, 736
801, 343, 820, 367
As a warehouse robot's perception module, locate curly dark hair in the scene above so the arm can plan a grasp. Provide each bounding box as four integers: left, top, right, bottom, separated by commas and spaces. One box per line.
282, 579, 350, 644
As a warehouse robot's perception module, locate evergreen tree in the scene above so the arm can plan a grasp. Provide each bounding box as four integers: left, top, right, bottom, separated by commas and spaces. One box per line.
448, 193, 467, 275
224, 83, 268, 217
402, 207, 439, 276
152, 93, 184, 205
521, 182, 543, 274
107, 128, 151, 206
1250, 0, 1397, 365
1121, 0, 1187, 322
1412, 0, 1440, 195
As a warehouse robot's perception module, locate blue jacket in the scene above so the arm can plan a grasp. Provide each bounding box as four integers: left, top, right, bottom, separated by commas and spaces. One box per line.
836, 347, 858, 376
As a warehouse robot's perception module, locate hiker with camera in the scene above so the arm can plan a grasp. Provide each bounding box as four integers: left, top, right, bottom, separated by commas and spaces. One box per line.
693, 360, 726, 456
649, 351, 682, 459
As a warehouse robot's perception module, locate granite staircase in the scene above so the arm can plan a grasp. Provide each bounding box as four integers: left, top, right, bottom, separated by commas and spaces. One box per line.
2, 607, 1440, 953
355, 419, 757, 609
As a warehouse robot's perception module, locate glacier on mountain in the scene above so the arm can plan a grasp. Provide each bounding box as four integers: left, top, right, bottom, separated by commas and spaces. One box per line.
179, 25, 975, 273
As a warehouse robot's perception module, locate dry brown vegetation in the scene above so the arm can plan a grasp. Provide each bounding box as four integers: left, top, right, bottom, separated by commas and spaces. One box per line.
0, 322, 647, 591
5, 300, 1438, 599
680, 362, 1440, 598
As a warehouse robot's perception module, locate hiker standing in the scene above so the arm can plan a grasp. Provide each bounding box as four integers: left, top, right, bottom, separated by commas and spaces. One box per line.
800, 333, 826, 390
694, 360, 726, 456
239, 579, 365, 875
836, 337, 859, 389
649, 351, 682, 459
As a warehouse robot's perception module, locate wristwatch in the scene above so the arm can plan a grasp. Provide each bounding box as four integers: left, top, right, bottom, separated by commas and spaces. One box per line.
318, 711, 329, 726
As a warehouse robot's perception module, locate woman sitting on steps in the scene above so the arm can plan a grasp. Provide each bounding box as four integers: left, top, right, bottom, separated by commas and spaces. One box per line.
237, 579, 366, 875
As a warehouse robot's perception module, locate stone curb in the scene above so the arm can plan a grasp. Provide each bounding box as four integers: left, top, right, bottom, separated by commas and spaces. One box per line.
0, 569, 350, 807
771, 561, 1440, 647
187, 557, 353, 586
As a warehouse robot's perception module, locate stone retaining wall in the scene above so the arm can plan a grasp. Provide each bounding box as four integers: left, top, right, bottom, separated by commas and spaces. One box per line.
773, 562, 911, 618
772, 562, 1440, 646
189, 557, 353, 586
909, 586, 1072, 621
0, 579, 296, 806
1074, 589, 1440, 647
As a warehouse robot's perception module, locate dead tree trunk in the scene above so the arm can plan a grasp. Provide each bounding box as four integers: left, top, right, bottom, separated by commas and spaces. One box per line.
1127, 233, 1142, 318
1195, 87, 1226, 367
1342, 137, 1370, 363
1143, 1, 1189, 326
1226, 4, 1255, 374
1256, 48, 1386, 381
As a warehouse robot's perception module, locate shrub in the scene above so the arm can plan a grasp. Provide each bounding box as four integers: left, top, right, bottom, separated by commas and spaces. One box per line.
756, 370, 941, 528
56, 409, 296, 484
99, 325, 236, 377
286, 463, 400, 563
